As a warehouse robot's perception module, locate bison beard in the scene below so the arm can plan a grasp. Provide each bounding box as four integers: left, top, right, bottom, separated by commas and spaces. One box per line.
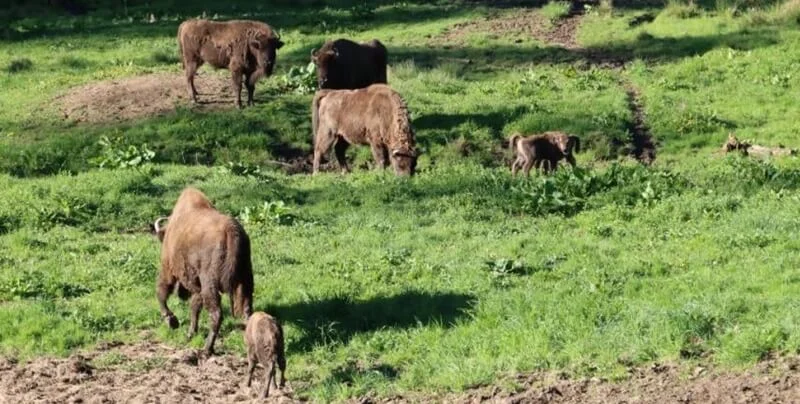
311, 38, 388, 90
177, 19, 284, 109
311, 84, 417, 176
154, 187, 254, 355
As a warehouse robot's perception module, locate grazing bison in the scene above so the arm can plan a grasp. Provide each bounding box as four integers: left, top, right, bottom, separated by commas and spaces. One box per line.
177, 19, 284, 109
311, 84, 417, 176
153, 187, 254, 355
311, 38, 388, 90
244, 312, 287, 399
509, 131, 581, 176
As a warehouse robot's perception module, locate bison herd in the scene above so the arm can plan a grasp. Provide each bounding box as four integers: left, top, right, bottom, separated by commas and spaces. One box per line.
155, 16, 592, 398
177, 18, 582, 179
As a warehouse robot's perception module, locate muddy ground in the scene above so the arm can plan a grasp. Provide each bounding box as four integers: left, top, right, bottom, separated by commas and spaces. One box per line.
2, 340, 799, 403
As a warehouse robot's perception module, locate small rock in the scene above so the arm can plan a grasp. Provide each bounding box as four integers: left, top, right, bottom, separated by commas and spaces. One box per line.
692, 366, 705, 378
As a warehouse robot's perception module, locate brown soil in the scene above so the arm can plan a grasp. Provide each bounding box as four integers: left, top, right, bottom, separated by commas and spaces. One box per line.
434, 3, 583, 49
54, 72, 235, 124
3, 341, 799, 404
0, 340, 298, 404
622, 82, 658, 165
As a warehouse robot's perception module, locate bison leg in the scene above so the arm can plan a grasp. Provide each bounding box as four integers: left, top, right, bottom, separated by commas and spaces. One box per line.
245, 78, 256, 107
370, 144, 388, 170
522, 157, 535, 177
334, 140, 351, 173
231, 70, 244, 109
565, 153, 577, 168
246, 350, 256, 387
511, 156, 524, 177
261, 360, 275, 399
201, 288, 222, 355
312, 130, 336, 175
187, 293, 203, 340
277, 354, 286, 389
184, 61, 199, 103
156, 278, 179, 329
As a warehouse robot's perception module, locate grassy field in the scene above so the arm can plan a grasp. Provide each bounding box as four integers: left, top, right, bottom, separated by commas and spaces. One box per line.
2, 0, 800, 401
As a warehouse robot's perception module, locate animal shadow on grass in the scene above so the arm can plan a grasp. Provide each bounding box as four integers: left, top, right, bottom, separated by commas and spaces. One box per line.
267, 290, 476, 353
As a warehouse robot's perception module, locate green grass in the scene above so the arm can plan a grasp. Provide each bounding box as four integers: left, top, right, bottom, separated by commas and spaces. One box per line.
2, 0, 800, 401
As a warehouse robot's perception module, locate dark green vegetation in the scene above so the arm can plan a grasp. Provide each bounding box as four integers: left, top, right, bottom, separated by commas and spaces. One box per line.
1, 0, 800, 401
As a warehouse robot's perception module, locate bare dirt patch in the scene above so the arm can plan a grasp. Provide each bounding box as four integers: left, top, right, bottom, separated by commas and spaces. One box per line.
3, 340, 799, 403
434, 3, 584, 49
0, 340, 298, 403
54, 72, 235, 124
358, 358, 800, 403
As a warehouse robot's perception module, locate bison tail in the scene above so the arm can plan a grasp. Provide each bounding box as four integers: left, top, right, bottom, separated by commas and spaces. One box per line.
223, 225, 254, 320
571, 135, 581, 154
509, 133, 522, 152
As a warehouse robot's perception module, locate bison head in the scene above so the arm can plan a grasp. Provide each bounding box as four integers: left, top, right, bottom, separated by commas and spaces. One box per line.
390, 148, 417, 176
153, 216, 168, 242
249, 33, 284, 79
310, 46, 339, 89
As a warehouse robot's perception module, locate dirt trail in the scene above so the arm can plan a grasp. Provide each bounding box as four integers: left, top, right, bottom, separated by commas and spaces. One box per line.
438, 0, 658, 164
2, 341, 799, 404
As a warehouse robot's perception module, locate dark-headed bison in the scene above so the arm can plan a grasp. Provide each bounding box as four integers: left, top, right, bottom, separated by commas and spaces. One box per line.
311, 38, 388, 90
153, 187, 254, 355
311, 83, 417, 176
178, 19, 284, 108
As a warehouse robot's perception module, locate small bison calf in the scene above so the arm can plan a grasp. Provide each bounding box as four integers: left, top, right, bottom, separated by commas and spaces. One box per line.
244, 312, 286, 399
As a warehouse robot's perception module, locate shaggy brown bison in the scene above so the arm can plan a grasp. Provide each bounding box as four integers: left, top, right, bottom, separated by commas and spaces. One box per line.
153, 187, 254, 355
311, 38, 388, 90
509, 131, 581, 176
244, 312, 286, 399
311, 84, 417, 176
177, 19, 284, 109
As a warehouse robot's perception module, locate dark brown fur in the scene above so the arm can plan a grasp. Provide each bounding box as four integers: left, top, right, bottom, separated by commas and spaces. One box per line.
312, 84, 417, 176
509, 131, 581, 176
177, 19, 284, 109
244, 312, 286, 399
153, 187, 254, 355
311, 38, 388, 90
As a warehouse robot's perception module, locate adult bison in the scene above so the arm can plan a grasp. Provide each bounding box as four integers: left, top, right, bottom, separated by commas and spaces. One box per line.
311, 38, 388, 90
177, 19, 284, 109
312, 84, 417, 176
153, 187, 254, 355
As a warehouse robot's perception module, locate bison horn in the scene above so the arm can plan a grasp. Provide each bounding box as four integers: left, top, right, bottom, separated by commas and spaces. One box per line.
311, 48, 318, 58
154, 216, 168, 233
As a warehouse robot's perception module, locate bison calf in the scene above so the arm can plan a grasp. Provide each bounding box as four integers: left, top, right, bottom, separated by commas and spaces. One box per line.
311, 38, 388, 90
244, 312, 286, 399
153, 187, 254, 355
312, 83, 417, 176
509, 131, 581, 176
178, 19, 284, 109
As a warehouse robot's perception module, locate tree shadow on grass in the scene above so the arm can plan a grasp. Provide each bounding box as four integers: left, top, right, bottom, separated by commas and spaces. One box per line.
389, 28, 780, 68
1, 1, 468, 42
265, 290, 476, 353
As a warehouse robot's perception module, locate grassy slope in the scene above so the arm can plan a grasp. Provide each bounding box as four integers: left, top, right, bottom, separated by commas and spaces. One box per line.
2, 0, 800, 401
